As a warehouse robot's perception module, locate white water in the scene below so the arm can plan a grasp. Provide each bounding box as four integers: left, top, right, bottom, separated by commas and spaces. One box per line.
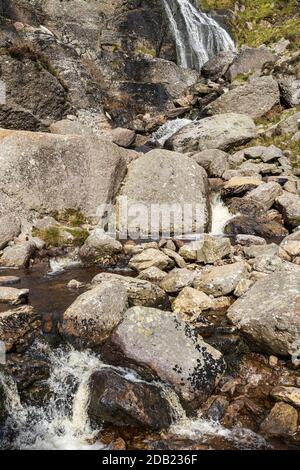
162, 0, 236, 70
210, 193, 236, 236
151, 118, 192, 146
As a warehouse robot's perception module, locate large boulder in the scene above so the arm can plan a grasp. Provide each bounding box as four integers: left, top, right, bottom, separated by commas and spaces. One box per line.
102, 306, 226, 410
0, 306, 40, 353
202, 51, 236, 79
117, 150, 210, 237
59, 281, 128, 349
227, 46, 278, 81
206, 76, 280, 119
227, 268, 300, 356
88, 368, 173, 430
166, 113, 256, 153
91, 272, 170, 309
0, 130, 131, 221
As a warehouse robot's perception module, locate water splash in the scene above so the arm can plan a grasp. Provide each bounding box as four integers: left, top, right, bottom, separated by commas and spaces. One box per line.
162, 0, 236, 70
210, 193, 236, 236
151, 118, 192, 146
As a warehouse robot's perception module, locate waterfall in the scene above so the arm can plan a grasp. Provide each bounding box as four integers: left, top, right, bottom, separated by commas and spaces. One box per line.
162, 0, 236, 70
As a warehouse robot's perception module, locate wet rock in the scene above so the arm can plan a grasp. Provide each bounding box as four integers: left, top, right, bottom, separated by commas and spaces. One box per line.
278, 75, 300, 107
159, 268, 196, 294
271, 386, 300, 408
221, 177, 262, 198
0, 276, 21, 286
179, 235, 232, 264
109, 128, 136, 148
202, 51, 236, 79
276, 192, 300, 228
92, 272, 170, 310
0, 130, 130, 222
137, 267, 167, 283
227, 268, 300, 356
227, 46, 278, 81
206, 76, 280, 119
0, 241, 36, 268
117, 150, 210, 237
193, 262, 249, 298
0, 306, 40, 352
88, 368, 173, 430
225, 215, 288, 241
172, 287, 212, 317
102, 307, 226, 410
260, 402, 298, 437
244, 182, 283, 212
129, 248, 174, 272
0, 215, 21, 250
0, 287, 29, 306
166, 113, 256, 153
191, 149, 229, 178
79, 229, 122, 265
59, 281, 128, 349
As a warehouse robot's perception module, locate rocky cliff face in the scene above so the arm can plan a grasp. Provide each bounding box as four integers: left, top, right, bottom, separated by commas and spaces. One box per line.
0, 0, 183, 130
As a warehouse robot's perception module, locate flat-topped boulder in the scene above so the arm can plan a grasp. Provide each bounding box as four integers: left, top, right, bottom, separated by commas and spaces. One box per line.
166, 114, 256, 153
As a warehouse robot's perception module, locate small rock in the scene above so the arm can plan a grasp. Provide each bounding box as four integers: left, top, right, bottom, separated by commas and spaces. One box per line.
137, 267, 167, 283
0, 241, 36, 268
160, 268, 196, 294
129, 248, 174, 272
260, 402, 298, 437
67, 280, 84, 290
222, 177, 262, 198
172, 287, 212, 317
109, 128, 136, 148
0, 306, 40, 352
193, 262, 249, 297
79, 229, 122, 264
271, 386, 300, 408
0, 287, 29, 305
0, 276, 21, 286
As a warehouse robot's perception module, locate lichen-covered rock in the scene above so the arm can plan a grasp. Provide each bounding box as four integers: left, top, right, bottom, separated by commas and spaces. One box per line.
88, 368, 173, 430
166, 113, 257, 153
206, 76, 280, 119
59, 281, 128, 348
102, 307, 226, 410
0, 306, 40, 352
227, 268, 300, 356
117, 150, 210, 237
79, 229, 122, 265
193, 262, 249, 297
92, 272, 170, 310
271, 386, 300, 408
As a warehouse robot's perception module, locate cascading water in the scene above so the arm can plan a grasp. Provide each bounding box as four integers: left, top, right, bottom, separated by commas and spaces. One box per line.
162, 0, 236, 70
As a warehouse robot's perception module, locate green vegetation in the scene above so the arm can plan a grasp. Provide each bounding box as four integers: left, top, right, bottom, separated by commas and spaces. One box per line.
34, 225, 89, 248
249, 134, 300, 171
200, 0, 300, 50
33, 226, 64, 247
136, 45, 156, 58
52, 209, 87, 227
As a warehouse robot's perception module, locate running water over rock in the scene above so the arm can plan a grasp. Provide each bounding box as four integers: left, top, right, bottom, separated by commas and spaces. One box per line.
162, 0, 236, 70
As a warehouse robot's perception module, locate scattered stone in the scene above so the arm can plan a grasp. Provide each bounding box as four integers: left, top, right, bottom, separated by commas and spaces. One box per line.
179, 236, 232, 264
271, 386, 300, 408
166, 113, 256, 153
88, 368, 173, 430
191, 149, 229, 178
276, 192, 300, 228
59, 281, 128, 348
172, 287, 213, 317
67, 280, 85, 290
137, 267, 167, 283
109, 128, 136, 148
160, 268, 196, 294
0, 306, 40, 352
222, 177, 262, 198
102, 307, 226, 410
79, 229, 122, 264
92, 272, 170, 309
0, 241, 36, 268
129, 248, 174, 272
161, 248, 187, 268
260, 402, 298, 437
227, 269, 300, 356
193, 262, 249, 297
